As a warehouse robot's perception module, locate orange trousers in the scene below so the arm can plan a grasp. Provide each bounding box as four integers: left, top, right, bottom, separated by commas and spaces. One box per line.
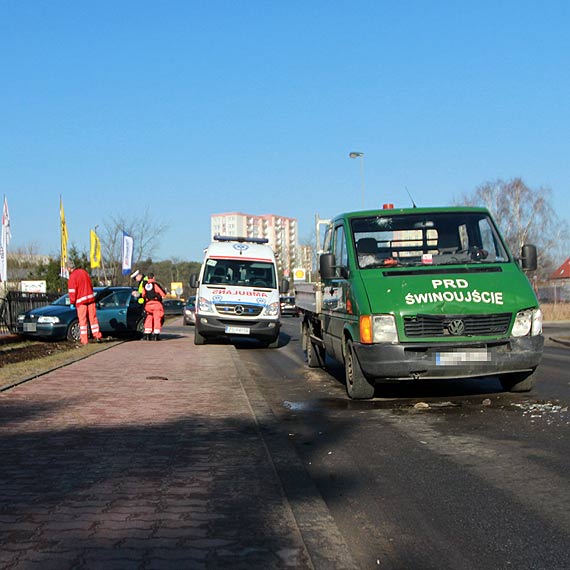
144, 300, 164, 334
77, 303, 102, 345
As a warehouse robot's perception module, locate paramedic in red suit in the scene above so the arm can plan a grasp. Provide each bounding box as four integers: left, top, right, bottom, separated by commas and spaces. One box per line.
67, 262, 102, 345
142, 273, 166, 341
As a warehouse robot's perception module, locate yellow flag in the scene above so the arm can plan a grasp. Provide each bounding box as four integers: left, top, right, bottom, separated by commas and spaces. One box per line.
90, 229, 101, 269
60, 197, 69, 278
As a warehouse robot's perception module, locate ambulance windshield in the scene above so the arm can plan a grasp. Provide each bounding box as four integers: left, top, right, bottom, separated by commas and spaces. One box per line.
351, 212, 510, 269
203, 259, 276, 288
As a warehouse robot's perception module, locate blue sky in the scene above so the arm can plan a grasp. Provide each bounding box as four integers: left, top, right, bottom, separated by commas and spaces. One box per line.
2, 1, 569, 263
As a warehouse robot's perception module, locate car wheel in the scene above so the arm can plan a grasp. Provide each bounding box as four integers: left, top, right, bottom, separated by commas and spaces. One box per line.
67, 319, 81, 343
135, 317, 145, 339
344, 339, 375, 399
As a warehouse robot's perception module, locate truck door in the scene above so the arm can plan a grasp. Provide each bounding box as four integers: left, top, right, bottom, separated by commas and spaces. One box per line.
322, 223, 349, 361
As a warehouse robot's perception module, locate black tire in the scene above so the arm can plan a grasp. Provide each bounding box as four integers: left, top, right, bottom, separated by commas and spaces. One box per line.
303, 321, 325, 368
499, 370, 535, 392
66, 319, 81, 343
263, 335, 280, 349
344, 339, 375, 399
194, 327, 207, 345
134, 318, 145, 339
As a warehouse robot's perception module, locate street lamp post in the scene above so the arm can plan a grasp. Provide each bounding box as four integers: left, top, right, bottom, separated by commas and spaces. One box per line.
349, 151, 365, 208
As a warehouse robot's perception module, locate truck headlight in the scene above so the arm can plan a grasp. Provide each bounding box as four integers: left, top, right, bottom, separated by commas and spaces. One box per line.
263, 302, 280, 317
197, 297, 214, 314
372, 314, 398, 343
360, 314, 398, 343
38, 316, 60, 324
512, 308, 542, 337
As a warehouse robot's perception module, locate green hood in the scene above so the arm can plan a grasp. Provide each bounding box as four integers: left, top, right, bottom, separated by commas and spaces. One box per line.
359, 264, 538, 317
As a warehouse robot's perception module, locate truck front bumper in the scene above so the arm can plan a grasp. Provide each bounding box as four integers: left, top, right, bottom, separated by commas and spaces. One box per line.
354, 336, 544, 381
195, 315, 280, 342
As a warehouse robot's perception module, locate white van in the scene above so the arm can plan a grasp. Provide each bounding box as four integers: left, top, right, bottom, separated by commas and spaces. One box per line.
190, 236, 285, 347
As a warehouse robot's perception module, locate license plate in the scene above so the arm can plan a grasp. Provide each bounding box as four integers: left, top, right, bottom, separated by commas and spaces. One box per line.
436, 349, 489, 366
225, 326, 250, 335
23, 323, 37, 332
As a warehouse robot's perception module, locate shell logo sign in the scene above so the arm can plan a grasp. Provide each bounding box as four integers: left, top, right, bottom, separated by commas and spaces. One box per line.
293, 267, 306, 281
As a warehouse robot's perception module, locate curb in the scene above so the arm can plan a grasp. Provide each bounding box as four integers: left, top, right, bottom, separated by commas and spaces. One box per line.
231, 349, 360, 570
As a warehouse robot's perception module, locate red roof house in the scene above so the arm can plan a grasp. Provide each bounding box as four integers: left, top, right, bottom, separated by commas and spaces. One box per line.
550, 258, 570, 280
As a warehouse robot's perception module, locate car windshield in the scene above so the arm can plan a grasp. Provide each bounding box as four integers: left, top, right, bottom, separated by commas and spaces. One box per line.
351, 212, 510, 269
52, 294, 70, 306
203, 259, 276, 288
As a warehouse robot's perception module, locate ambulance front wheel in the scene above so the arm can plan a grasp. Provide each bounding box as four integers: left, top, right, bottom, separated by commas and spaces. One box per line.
194, 327, 207, 345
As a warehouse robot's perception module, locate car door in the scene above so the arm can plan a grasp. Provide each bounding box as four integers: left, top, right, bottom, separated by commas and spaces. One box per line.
322, 223, 349, 361
96, 289, 132, 333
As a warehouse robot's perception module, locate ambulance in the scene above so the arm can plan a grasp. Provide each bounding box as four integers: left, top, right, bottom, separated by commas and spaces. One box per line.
190, 236, 283, 347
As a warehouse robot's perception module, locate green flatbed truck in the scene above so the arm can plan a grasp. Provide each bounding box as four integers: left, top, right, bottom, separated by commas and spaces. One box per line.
296, 205, 544, 399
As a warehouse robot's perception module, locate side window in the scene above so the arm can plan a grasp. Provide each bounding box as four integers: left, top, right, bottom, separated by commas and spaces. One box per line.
323, 226, 332, 253
333, 225, 348, 277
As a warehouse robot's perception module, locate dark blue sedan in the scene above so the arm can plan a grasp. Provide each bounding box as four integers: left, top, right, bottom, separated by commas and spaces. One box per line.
17, 287, 145, 342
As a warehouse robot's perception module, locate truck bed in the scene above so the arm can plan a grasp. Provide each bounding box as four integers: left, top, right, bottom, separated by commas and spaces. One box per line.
295, 282, 322, 314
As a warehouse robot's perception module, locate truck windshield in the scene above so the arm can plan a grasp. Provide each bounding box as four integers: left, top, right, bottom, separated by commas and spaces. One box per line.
203, 259, 276, 288
351, 212, 510, 269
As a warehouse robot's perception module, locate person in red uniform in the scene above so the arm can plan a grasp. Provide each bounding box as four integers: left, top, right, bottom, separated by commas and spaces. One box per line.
141, 273, 166, 341
67, 262, 102, 345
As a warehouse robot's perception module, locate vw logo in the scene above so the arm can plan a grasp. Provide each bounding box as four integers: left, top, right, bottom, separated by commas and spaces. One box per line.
447, 319, 465, 336
233, 243, 249, 251
234, 305, 245, 315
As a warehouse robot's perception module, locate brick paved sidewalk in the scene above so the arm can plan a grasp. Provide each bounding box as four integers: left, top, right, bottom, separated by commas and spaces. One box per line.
0, 329, 324, 569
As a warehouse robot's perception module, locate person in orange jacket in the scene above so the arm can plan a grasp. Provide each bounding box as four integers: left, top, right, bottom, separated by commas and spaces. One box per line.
67, 262, 102, 345
141, 273, 167, 340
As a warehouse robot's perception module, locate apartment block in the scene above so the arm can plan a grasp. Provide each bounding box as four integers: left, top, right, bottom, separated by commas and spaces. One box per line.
211, 212, 298, 276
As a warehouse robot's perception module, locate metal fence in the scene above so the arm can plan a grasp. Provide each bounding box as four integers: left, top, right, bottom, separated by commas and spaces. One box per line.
0, 291, 60, 334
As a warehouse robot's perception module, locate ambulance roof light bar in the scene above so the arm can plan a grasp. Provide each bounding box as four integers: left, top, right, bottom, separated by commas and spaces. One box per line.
214, 235, 269, 244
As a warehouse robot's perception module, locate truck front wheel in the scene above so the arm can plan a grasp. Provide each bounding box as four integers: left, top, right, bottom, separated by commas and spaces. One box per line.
499, 370, 535, 392
345, 339, 375, 399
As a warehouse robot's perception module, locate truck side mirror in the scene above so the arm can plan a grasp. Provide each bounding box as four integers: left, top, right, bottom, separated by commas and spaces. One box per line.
280, 277, 290, 294
190, 273, 199, 288
319, 253, 336, 280
521, 244, 537, 271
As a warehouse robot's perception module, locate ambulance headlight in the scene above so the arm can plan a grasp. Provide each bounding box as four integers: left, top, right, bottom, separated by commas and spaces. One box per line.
263, 302, 280, 317
197, 297, 214, 314
38, 316, 60, 324
512, 308, 542, 337
372, 314, 398, 343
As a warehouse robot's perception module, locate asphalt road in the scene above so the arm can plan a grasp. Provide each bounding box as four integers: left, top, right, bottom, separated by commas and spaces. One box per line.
195, 318, 570, 570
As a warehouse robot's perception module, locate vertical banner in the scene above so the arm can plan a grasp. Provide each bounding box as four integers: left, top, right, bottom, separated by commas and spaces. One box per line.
0, 195, 11, 283
60, 197, 69, 279
90, 229, 101, 269
121, 231, 134, 275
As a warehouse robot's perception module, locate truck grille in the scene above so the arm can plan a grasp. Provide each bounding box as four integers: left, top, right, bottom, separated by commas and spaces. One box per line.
403, 313, 512, 338
215, 303, 264, 317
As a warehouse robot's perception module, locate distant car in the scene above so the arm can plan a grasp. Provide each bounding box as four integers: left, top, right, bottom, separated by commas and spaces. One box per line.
280, 296, 299, 317
162, 299, 185, 316
183, 296, 196, 325
17, 287, 145, 342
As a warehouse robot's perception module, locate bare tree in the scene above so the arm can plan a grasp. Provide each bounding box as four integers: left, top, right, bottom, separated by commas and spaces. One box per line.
100, 209, 168, 283
456, 177, 569, 279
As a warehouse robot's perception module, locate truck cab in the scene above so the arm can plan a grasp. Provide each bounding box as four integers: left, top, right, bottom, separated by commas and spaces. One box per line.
299, 206, 543, 399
